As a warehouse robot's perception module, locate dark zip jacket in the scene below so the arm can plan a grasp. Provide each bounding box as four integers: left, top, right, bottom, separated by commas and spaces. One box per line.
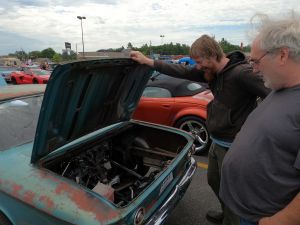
154, 51, 270, 142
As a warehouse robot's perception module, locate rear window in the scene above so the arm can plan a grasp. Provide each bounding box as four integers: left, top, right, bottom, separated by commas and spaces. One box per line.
0, 95, 43, 151
142, 87, 172, 98
186, 82, 203, 91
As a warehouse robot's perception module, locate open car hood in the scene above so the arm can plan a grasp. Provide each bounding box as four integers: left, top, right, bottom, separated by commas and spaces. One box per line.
31, 58, 152, 163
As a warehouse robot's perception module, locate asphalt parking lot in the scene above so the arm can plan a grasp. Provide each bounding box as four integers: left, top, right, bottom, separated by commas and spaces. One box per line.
165, 154, 222, 225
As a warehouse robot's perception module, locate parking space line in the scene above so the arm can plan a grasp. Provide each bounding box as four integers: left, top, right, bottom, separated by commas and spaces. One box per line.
197, 162, 208, 169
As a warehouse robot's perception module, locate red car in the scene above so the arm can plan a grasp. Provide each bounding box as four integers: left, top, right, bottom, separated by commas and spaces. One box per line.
133, 73, 214, 154
10, 67, 50, 84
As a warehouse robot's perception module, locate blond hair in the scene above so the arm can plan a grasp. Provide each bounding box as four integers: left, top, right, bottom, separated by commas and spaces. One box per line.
190, 35, 224, 62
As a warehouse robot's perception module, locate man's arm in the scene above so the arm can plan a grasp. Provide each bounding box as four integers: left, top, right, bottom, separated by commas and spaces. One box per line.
130, 51, 154, 67
259, 192, 300, 225
130, 51, 206, 83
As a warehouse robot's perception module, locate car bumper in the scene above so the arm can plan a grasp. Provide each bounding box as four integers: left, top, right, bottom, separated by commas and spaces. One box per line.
144, 157, 196, 225
1, 75, 11, 82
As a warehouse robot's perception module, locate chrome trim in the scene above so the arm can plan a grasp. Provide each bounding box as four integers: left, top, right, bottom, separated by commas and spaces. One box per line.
144, 157, 196, 225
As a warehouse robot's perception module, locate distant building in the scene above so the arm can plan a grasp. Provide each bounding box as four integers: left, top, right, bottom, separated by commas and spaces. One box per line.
36, 58, 52, 65
0, 57, 21, 66
77, 51, 129, 59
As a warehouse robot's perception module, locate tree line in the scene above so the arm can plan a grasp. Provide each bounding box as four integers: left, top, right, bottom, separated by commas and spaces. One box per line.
7, 38, 250, 62
8, 48, 77, 63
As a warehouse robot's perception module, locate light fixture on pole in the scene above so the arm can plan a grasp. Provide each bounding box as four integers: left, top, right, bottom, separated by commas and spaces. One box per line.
77, 16, 86, 58
160, 35, 165, 45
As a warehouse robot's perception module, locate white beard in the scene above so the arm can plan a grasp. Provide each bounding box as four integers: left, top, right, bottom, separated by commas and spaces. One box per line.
263, 78, 271, 89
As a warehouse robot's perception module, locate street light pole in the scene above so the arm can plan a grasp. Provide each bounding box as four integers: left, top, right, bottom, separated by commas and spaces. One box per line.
77, 16, 86, 58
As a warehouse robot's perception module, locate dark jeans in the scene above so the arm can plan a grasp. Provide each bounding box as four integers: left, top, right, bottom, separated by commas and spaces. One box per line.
240, 218, 257, 225
207, 143, 240, 225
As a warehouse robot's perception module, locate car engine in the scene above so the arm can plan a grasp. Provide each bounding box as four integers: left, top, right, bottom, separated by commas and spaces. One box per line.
45, 130, 181, 207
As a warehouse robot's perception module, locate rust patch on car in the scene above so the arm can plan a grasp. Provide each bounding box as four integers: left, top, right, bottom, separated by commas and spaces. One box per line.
23, 190, 35, 205
11, 183, 23, 197
55, 182, 119, 222
0, 85, 45, 101
38, 170, 60, 183
39, 195, 55, 211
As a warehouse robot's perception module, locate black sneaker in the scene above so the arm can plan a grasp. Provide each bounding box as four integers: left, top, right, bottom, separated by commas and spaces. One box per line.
206, 210, 224, 224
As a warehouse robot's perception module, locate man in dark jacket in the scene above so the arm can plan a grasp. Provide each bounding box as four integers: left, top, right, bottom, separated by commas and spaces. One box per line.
130, 35, 270, 225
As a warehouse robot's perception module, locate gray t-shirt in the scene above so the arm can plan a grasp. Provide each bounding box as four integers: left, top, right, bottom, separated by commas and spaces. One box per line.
220, 85, 300, 222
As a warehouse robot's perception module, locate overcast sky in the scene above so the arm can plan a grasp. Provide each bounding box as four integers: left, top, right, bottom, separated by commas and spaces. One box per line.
0, 0, 299, 55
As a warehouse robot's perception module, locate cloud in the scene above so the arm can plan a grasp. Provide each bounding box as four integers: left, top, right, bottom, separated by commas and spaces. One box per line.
0, 30, 44, 55
0, 0, 299, 55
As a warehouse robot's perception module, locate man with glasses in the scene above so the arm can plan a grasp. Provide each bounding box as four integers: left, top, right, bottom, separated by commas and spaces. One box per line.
131, 35, 269, 225
220, 12, 300, 225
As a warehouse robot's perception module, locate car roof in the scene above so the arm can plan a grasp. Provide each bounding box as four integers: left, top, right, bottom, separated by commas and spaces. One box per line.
147, 74, 208, 97
0, 85, 46, 101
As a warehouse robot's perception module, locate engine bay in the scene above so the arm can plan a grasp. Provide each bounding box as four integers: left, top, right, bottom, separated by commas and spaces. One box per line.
44, 125, 188, 207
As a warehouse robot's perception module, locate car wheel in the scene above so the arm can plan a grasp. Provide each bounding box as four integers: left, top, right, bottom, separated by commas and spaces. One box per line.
33, 79, 38, 84
0, 213, 12, 225
175, 116, 211, 155
11, 78, 17, 85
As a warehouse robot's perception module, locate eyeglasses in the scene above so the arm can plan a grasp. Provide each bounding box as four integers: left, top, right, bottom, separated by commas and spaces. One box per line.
249, 51, 270, 67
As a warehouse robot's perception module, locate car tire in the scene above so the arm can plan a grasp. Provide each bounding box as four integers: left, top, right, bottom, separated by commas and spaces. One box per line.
0, 213, 12, 225
11, 78, 17, 85
33, 79, 38, 84
175, 116, 211, 155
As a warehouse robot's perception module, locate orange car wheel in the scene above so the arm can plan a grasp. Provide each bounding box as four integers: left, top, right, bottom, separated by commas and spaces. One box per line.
175, 116, 211, 155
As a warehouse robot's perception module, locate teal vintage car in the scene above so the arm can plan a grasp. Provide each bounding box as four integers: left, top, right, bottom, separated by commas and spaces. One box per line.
0, 59, 196, 225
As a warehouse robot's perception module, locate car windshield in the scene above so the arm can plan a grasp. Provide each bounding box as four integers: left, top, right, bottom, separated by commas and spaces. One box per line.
150, 71, 171, 81
0, 95, 43, 151
31, 69, 50, 75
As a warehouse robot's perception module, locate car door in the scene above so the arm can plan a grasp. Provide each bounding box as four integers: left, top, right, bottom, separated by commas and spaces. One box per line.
22, 68, 33, 84
133, 86, 174, 126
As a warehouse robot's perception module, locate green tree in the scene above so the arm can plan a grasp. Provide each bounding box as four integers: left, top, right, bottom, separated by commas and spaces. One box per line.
127, 42, 133, 49
61, 50, 77, 61
219, 38, 240, 53
52, 53, 63, 63
11, 50, 27, 61
40, 48, 56, 59
243, 45, 251, 52
115, 46, 125, 52
28, 51, 41, 60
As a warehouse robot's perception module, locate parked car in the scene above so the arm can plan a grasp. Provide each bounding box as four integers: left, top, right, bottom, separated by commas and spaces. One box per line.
178, 57, 196, 66
10, 68, 50, 84
0, 59, 196, 225
0, 66, 20, 82
133, 72, 213, 154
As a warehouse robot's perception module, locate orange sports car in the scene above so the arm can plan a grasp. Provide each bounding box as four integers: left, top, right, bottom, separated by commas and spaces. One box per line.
10, 67, 50, 84
133, 73, 214, 154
